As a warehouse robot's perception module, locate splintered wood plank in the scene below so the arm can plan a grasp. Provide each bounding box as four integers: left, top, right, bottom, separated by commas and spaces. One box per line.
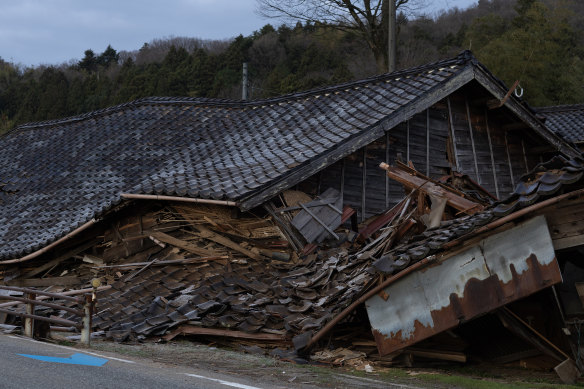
163, 325, 288, 342
379, 163, 483, 215
553, 235, 584, 250
545, 204, 584, 226
406, 348, 467, 363
148, 231, 217, 257
173, 205, 268, 260
549, 219, 584, 239
193, 225, 266, 261
103, 238, 156, 262
545, 200, 584, 247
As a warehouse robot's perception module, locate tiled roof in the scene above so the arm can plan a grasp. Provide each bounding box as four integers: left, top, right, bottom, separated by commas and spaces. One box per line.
538, 104, 584, 144
0, 53, 476, 260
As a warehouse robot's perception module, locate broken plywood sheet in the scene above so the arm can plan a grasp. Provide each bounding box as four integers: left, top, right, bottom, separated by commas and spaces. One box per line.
366, 215, 562, 356
291, 188, 343, 244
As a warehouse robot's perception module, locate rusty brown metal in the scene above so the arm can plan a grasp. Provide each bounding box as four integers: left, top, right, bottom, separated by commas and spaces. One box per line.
366, 215, 562, 356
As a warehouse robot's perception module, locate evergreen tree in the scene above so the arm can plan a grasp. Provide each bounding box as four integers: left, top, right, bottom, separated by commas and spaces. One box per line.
97, 45, 120, 67
469, 0, 584, 105
78, 50, 98, 72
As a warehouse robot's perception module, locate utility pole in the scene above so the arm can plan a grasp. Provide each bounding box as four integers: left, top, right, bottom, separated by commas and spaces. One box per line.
242, 62, 249, 100
388, 0, 397, 73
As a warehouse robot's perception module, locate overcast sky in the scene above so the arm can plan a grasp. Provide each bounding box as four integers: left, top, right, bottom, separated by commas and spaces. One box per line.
0, 0, 477, 67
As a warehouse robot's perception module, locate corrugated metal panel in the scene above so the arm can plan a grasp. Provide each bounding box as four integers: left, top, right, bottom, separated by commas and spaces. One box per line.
366, 215, 562, 355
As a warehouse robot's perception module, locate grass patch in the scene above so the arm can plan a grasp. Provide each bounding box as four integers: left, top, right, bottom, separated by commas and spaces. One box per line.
89, 341, 154, 359
53, 339, 77, 347
412, 372, 583, 389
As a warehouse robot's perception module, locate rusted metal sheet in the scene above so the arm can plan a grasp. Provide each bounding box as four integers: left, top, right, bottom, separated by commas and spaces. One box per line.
366, 215, 562, 356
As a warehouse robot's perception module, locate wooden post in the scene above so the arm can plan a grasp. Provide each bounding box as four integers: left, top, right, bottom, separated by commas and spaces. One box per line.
465, 100, 480, 183
406, 120, 410, 162
426, 109, 430, 176
80, 294, 94, 346
446, 98, 460, 170
24, 292, 35, 338
340, 159, 346, 203
361, 147, 367, 222
385, 131, 390, 208
485, 109, 500, 199
504, 132, 515, 189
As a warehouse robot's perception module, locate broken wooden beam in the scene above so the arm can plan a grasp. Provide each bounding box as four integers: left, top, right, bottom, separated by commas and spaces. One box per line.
357, 197, 408, 241
264, 203, 303, 252
163, 324, 289, 342
192, 225, 267, 261
497, 308, 568, 363
4, 276, 82, 287
93, 256, 229, 269
379, 162, 484, 215
173, 205, 269, 261
405, 348, 467, 363
147, 231, 217, 257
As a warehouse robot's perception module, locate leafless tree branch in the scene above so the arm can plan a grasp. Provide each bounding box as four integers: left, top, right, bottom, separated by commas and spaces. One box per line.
256, 0, 425, 72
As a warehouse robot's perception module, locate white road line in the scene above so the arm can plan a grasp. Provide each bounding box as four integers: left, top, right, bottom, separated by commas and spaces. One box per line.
185, 373, 263, 389
6, 335, 136, 364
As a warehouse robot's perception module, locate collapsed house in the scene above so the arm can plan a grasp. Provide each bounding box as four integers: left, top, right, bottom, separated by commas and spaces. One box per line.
0, 51, 583, 380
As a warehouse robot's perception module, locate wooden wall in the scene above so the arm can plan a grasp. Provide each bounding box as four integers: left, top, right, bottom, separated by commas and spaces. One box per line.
298, 94, 547, 221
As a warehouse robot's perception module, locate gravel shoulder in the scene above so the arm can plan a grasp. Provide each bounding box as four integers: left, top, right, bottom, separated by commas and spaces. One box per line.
69, 338, 583, 389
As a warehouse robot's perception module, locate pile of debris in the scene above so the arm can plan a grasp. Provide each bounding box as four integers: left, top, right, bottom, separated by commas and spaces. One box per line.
2, 161, 485, 343
2, 156, 583, 383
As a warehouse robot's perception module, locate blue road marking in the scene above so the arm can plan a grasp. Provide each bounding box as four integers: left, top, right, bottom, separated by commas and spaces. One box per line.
18, 353, 108, 366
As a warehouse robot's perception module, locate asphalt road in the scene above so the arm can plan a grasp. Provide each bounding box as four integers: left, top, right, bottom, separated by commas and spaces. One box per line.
0, 334, 270, 389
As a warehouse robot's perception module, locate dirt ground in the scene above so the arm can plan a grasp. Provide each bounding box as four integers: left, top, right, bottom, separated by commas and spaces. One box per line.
58, 336, 584, 389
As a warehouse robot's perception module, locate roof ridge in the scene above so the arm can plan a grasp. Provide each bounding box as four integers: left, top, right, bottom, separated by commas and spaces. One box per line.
6, 51, 475, 133
536, 103, 584, 113
245, 50, 474, 104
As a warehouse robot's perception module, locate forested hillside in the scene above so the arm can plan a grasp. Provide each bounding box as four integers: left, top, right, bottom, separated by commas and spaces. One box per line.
0, 0, 583, 133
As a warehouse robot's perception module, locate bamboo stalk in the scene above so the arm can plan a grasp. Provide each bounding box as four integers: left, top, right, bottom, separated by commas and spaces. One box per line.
0, 219, 98, 265
121, 193, 238, 207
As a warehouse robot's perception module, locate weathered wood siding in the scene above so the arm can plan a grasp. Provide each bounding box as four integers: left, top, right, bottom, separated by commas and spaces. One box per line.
297, 96, 546, 221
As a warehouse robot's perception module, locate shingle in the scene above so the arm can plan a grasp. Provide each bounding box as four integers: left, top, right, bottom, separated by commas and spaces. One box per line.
538, 104, 584, 143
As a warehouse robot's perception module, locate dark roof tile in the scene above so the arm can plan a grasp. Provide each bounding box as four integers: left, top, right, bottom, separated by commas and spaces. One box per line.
538, 104, 584, 143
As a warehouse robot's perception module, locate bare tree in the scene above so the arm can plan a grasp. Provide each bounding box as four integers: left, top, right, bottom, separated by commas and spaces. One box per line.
256, 0, 422, 73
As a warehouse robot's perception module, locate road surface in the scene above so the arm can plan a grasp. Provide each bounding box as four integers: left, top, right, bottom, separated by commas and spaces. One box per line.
0, 333, 421, 389
0, 334, 274, 389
